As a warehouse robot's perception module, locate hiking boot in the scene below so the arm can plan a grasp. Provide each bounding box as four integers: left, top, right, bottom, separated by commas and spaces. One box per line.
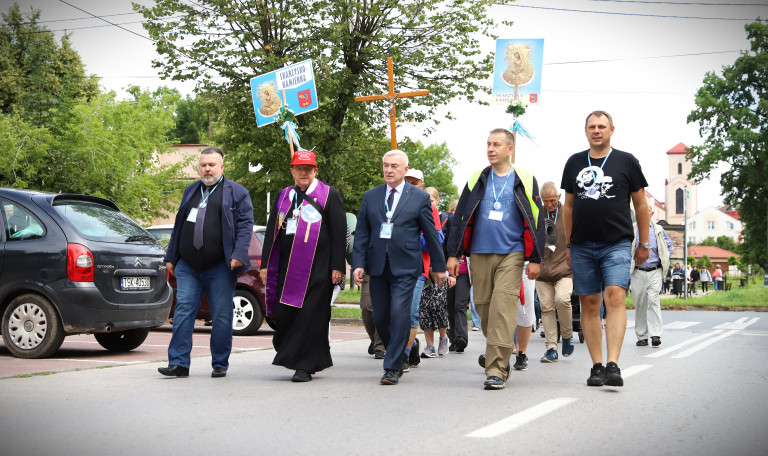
483, 376, 505, 390
562, 337, 574, 357
513, 352, 529, 371
421, 344, 437, 358
605, 361, 624, 387
438, 336, 449, 356
540, 348, 559, 363
587, 363, 605, 387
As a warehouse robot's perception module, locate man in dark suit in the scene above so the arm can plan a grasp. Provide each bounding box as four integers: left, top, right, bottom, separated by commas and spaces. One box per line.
353, 149, 447, 385
158, 147, 253, 378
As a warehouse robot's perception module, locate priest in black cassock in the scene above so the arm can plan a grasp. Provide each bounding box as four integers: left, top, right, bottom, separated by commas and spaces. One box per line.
260, 150, 347, 382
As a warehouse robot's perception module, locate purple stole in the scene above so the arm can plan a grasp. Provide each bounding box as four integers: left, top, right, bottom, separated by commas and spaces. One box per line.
265, 179, 330, 315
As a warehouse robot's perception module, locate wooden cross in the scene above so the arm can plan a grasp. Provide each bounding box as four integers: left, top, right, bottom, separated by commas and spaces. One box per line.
355, 57, 429, 150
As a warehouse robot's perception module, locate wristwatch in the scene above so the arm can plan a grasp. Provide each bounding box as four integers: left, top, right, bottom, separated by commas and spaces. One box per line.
640, 242, 651, 249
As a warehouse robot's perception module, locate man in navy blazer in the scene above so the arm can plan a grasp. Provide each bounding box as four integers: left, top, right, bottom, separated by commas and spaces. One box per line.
353, 149, 447, 385
159, 147, 253, 379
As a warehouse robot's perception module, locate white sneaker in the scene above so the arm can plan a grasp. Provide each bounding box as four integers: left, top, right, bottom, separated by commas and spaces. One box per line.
438, 337, 449, 356
420, 344, 437, 358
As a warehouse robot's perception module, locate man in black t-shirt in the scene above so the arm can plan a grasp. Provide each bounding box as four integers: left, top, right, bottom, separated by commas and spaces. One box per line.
560, 111, 650, 388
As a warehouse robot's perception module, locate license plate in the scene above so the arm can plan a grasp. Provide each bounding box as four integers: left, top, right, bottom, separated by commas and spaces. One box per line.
121, 276, 150, 290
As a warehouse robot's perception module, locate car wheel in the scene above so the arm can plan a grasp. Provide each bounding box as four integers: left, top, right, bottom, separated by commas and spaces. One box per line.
232, 289, 264, 336
94, 328, 149, 352
1, 294, 65, 359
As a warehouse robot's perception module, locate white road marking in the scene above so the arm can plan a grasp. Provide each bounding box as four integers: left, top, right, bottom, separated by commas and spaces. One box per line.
46, 359, 142, 365
713, 317, 760, 330
622, 364, 653, 378
466, 398, 577, 438
645, 330, 724, 358
673, 329, 740, 358
664, 321, 701, 329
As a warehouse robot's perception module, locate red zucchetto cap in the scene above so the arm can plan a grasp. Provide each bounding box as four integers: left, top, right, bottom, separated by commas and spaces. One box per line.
290, 150, 317, 167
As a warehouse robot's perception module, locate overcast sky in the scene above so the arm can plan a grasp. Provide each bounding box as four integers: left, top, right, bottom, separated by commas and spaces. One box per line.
11, 0, 768, 211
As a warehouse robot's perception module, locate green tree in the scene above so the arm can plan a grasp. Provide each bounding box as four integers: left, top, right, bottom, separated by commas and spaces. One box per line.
168, 95, 209, 144
687, 21, 768, 269
0, 4, 99, 128
696, 254, 714, 270
136, 0, 510, 218
0, 86, 191, 223
401, 140, 459, 212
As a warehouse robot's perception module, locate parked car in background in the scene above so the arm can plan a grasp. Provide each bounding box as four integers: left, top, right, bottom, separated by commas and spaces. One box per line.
0, 188, 172, 358
145, 225, 271, 335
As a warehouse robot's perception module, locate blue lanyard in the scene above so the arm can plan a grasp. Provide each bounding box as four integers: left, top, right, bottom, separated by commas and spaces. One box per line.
490, 169, 512, 208
587, 148, 613, 189
199, 177, 222, 208
548, 205, 558, 224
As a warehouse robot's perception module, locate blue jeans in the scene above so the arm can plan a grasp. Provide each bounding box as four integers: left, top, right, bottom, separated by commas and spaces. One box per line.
409, 278, 426, 328
168, 259, 237, 370
570, 240, 632, 296
470, 286, 481, 327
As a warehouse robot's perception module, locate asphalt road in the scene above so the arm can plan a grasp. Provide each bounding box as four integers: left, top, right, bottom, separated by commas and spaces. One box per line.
1, 310, 766, 455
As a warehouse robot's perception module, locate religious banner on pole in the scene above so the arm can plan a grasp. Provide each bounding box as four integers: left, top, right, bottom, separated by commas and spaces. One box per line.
250, 59, 319, 127
491, 39, 544, 105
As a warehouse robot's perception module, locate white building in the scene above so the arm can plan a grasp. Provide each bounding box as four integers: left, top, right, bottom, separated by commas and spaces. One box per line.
664, 142, 698, 225
686, 206, 742, 246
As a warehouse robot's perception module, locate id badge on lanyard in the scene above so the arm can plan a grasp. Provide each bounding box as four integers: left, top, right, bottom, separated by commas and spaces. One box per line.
380, 222, 393, 239
286, 218, 298, 235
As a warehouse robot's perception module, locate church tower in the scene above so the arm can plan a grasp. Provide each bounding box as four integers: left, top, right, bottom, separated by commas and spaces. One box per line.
664, 142, 697, 224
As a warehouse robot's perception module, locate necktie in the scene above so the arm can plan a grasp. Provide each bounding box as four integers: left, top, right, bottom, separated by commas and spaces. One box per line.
387, 188, 396, 213
193, 187, 210, 250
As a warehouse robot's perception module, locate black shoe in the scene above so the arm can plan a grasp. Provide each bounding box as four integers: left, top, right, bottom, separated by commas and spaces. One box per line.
368, 342, 374, 355
651, 336, 661, 347
449, 343, 457, 352
374, 349, 386, 359
409, 339, 421, 367
605, 362, 624, 387
380, 369, 400, 385
636, 339, 648, 346
211, 367, 227, 378
478, 353, 486, 368
587, 363, 605, 387
158, 365, 189, 377
513, 352, 529, 371
292, 369, 312, 382
456, 337, 467, 353
401, 353, 410, 373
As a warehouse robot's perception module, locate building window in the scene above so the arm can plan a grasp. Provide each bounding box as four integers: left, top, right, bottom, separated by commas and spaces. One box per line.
676, 188, 684, 214
678, 163, 683, 175
726, 221, 734, 230
707, 221, 715, 230
689, 221, 696, 230
690, 236, 696, 244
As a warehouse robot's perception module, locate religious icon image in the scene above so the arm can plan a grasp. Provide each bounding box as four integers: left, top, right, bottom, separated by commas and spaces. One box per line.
258, 81, 282, 117
502, 42, 535, 88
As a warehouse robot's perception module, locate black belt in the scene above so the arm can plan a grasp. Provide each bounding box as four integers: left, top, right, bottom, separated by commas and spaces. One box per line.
637, 264, 662, 272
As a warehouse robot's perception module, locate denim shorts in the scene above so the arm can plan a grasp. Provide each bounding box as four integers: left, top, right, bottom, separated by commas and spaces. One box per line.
570, 240, 632, 296
410, 278, 426, 328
